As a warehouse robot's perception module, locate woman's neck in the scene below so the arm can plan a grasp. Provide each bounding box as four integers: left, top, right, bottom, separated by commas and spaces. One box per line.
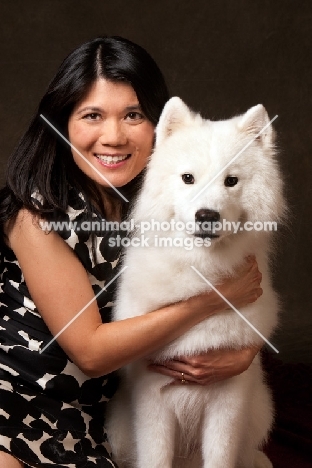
99, 187, 122, 222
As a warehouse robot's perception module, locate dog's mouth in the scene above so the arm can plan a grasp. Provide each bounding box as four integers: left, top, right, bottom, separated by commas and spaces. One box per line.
194, 232, 220, 239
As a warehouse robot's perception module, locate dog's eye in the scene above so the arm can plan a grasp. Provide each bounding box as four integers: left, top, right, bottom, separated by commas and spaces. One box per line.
182, 173, 195, 184
224, 176, 238, 187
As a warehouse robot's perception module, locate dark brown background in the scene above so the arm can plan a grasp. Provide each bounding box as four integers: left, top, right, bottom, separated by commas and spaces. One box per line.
0, 0, 311, 363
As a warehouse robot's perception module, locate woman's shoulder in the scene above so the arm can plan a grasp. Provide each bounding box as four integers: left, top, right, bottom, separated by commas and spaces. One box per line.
4, 186, 85, 245
5, 207, 57, 252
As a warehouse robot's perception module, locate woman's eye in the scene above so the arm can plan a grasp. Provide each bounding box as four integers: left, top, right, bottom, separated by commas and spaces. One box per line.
126, 112, 144, 121
224, 176, 238, 187
182, 173, 195, 184
83, 113, 101, 120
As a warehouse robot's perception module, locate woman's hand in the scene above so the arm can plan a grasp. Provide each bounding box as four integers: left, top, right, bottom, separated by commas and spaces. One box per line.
215, 255, 263, 311
188, 255, 263, 318
148, 345, 261, 385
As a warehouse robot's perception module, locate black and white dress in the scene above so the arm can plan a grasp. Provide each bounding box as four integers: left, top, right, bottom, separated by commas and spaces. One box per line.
0, 189, 124, 467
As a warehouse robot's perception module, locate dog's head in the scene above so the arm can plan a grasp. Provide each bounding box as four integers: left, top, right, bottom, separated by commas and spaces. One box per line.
133, 97, 286, 244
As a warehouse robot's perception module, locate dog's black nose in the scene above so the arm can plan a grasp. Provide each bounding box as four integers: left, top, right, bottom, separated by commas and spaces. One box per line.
195, 209, 220, 224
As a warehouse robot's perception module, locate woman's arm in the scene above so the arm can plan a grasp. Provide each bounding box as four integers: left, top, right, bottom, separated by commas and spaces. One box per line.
7, 209, 262, 378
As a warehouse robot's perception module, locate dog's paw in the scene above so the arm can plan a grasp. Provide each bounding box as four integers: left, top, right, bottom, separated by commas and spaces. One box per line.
254, 450, 273, 468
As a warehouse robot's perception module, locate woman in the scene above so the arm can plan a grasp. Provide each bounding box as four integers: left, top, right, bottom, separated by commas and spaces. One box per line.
0, 36, 262, 467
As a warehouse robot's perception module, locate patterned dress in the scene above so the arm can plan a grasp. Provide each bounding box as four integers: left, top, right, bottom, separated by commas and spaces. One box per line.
0, 188, 124, 467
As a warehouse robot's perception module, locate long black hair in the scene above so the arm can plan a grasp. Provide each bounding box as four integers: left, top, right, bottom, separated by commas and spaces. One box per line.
0, 36, 169, 244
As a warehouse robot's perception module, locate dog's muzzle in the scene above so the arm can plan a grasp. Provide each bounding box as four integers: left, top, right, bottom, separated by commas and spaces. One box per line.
194, 209, 220, 238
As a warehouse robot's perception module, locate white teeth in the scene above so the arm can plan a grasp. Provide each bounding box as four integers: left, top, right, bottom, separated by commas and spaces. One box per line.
96, 154, 129, 163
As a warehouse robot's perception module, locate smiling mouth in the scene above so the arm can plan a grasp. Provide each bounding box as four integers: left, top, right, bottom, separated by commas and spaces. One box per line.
95, 154, 131, 164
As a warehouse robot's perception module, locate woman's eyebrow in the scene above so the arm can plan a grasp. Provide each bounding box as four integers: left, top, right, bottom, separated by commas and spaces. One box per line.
76, 106, 104, 114
75, 104, 142, 115
125, 104, 142, 111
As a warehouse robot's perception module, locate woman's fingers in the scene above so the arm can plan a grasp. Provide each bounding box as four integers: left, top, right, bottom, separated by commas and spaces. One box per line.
147, 363, 199, 384
217, 256, 263, 310
147, 345, 261, 386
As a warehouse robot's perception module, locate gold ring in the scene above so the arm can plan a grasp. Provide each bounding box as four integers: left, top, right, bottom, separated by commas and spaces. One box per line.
181, 372, 186, 384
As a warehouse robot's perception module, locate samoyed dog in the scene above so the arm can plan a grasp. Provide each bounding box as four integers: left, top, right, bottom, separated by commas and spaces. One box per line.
107, 98, 285, 468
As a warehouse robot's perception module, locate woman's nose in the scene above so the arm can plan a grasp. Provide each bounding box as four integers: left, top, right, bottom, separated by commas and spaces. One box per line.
98, 119, 127, 146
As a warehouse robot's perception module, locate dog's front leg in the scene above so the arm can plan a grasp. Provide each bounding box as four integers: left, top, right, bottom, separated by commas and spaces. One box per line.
201, 372, 251, 468
133, 369, 176, 468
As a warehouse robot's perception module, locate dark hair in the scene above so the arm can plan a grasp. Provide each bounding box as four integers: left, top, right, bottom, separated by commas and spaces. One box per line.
0, 36, 169, 244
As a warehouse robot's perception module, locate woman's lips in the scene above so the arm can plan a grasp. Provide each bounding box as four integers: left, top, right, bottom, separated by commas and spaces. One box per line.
94, 153, 131, 167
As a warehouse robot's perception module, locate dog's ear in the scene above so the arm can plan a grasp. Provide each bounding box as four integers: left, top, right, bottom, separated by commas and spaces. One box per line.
155, 97, 195, 146
238, 104, 274, 144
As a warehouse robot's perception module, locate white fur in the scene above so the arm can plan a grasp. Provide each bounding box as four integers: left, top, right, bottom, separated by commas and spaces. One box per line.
107, 98, 286, 468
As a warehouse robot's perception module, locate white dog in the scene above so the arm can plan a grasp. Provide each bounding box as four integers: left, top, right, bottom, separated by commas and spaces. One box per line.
107, 98, 286, 468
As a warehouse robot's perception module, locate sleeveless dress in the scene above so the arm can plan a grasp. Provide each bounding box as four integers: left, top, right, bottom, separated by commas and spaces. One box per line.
0, 188, 124, 467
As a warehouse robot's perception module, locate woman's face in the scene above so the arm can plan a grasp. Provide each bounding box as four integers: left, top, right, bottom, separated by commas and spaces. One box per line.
68, 78, 155, 188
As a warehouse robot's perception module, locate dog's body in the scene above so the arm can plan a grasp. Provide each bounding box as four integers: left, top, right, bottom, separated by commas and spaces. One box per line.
107, 98, 285, 468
